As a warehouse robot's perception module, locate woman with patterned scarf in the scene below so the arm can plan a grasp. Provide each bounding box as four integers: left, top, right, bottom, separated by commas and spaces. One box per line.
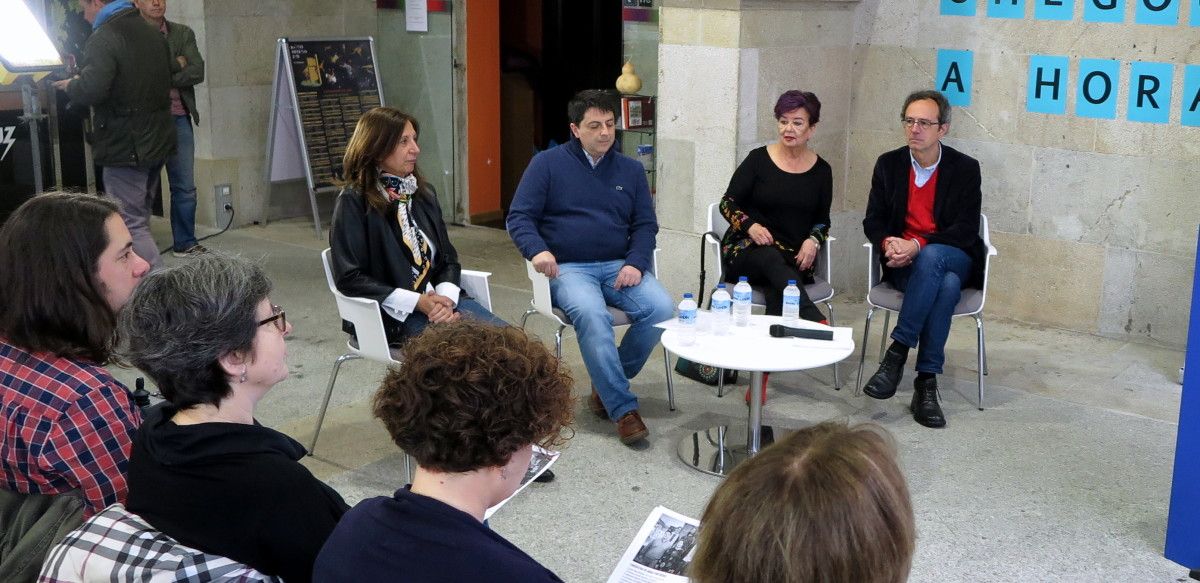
330, 107, 506, 343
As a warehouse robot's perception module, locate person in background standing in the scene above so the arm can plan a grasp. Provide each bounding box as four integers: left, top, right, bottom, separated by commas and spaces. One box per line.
134, 0, 208, 257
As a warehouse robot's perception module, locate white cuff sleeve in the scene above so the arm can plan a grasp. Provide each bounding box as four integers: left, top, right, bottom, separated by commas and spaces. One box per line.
434, 282, 461, 307
381, 288, 422, 322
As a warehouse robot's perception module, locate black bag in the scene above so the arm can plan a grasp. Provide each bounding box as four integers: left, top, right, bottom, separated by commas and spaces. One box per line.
674, 357, 738, 386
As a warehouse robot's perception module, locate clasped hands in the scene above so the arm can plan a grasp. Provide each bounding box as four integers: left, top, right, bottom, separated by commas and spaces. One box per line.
747, 224, 818, 271
416, 291, 459, 323
883, 237, 920, 268
531, 250, 642, 289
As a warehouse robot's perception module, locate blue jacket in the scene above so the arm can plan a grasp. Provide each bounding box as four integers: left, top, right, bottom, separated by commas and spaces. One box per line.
507, 139, 658, 273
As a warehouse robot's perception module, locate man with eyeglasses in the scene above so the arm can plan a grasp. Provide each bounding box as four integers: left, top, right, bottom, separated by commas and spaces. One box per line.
861, 90, 986, 429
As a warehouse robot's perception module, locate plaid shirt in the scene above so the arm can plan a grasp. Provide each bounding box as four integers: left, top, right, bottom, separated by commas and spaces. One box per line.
39, 503, 282, 582
0, 339, 142, 517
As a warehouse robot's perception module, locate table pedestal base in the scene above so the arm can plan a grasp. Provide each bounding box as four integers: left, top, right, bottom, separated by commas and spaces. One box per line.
677, 424, 788, 477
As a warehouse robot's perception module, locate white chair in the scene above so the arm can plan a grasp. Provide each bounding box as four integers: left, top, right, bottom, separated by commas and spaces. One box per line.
854, 213, 998, 409
703, 202, 841, 391
312, 249, 493, 463
518, 250, 677, 411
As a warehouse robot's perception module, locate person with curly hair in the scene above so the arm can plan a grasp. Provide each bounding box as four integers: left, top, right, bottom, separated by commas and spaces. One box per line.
689, 421, 915, 583
313, 321, 574, 582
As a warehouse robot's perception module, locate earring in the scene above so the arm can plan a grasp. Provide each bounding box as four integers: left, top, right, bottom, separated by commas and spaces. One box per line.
239, 369, 248, 384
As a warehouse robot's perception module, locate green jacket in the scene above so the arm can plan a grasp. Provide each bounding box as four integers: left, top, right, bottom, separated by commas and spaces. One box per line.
66, 7, 175, 167
164, 19, 204, 125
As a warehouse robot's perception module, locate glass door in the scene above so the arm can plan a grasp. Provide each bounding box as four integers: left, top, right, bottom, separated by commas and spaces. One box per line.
375, 3, 459, 221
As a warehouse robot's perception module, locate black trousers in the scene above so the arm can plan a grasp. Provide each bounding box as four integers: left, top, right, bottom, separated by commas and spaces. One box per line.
726, 246, 826, 322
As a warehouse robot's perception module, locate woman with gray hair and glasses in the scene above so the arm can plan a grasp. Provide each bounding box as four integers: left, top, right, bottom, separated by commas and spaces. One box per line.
120, 253, 349, 583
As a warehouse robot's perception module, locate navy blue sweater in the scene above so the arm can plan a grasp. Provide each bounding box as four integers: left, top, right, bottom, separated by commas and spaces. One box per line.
313, 487, 563, 583
507, 139, 658, 273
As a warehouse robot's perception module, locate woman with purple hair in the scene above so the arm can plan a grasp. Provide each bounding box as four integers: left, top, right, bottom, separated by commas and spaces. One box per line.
718, 89, 831, 322
718, 90, 832, 403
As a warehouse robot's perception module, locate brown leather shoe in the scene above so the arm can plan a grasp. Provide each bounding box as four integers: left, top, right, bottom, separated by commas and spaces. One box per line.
588, 390, 607, 419
616, 411, 649, 445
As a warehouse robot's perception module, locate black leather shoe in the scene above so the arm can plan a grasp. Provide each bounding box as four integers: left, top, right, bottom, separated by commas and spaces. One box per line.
533, 469, 555, 483
910, 376, 946, 428
863, 346, 907, 400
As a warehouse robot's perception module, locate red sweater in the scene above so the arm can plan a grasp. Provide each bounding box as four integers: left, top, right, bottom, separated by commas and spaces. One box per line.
902, 167, 938, 247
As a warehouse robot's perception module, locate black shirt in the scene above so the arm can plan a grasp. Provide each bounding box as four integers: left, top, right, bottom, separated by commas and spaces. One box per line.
126, 405, 349, 583
722, 146, 832, 249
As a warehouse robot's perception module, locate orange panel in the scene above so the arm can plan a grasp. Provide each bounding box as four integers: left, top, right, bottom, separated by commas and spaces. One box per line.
465, 0, 501, 217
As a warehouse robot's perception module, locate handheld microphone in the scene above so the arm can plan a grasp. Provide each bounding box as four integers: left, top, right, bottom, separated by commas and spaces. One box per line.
768, 324, 834, 341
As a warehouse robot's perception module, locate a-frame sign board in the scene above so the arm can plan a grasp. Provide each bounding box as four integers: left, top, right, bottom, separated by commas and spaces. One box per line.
266, 37, 384, 238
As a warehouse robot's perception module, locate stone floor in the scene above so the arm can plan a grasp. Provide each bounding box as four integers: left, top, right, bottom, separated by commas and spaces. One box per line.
111, 216, 1191, 582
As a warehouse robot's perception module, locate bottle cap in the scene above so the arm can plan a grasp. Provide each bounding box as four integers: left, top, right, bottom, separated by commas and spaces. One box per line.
739, 276, 748, 282
717, 283, 726, 288
787, 279, 796, 285
683, 293, 693, 298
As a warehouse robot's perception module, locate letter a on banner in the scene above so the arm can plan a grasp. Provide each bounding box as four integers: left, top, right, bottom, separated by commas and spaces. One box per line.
937, 49, 974, 107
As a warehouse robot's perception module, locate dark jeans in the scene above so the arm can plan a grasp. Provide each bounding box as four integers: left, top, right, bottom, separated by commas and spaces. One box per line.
889, 243, 973, 374
726, 246, 825, 322
166, 115, 198, 251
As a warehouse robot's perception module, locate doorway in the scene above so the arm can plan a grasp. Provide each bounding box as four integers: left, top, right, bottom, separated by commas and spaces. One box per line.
478, 0, 621, 228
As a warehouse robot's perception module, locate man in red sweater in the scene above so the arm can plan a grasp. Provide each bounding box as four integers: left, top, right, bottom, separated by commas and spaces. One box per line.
861, 90, 985, 428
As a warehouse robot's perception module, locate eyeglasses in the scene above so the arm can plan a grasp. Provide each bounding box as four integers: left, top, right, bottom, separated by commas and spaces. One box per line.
902, 117, 941, 130
258, 304, 287, 333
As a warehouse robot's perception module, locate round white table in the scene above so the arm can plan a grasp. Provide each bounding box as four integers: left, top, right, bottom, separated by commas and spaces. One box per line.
659, 313, 854, 477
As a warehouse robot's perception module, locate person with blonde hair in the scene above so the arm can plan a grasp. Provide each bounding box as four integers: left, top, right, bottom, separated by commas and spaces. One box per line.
689, 421, 915, 583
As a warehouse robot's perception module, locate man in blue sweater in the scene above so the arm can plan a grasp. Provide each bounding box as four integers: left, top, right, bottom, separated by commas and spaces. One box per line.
508, 90, 674, 445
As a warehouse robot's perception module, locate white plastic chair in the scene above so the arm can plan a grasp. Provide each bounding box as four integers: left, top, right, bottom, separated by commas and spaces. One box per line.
312, 249, 493, 463
518, 250, 677, 411
704, 202, 841, 391
855, 213, 998, 409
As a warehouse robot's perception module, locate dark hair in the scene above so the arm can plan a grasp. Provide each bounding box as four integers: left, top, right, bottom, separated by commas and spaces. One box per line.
340, 106, 429, 216
0, 192, 122, 364
120, 253, 272, 409
902, 90, 951, 125
372, 321, 575, 473
774, 90, 821, 125
690, 421, 915, 583
568, 89, 619, 126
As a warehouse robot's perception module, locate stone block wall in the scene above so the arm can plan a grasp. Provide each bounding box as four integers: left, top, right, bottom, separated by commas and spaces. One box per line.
654, 0, 1196, 348
848, 0, 1198, 346
173, 0, 376, 230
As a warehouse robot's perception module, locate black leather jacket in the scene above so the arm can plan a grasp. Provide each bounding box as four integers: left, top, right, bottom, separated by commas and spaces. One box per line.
329, 186, 462, 337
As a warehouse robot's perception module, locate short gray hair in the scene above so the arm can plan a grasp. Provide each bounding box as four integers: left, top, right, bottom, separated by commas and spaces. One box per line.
120, 253, 272, 409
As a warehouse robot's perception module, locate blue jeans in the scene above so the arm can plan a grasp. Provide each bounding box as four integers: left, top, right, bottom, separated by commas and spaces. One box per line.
889, 244, 972, 375
167, 115, 198, 251
549, 260, 674, 421
396, 297, 506, 339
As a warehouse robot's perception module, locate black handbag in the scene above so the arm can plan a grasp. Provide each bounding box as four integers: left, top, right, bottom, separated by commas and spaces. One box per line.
671, 228, 740, 386
674, 357, 738, 386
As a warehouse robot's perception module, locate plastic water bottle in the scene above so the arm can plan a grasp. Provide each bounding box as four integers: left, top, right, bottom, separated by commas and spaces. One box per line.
732, 276, 752, 327
678, 293, 698, 345
782, 279, 801, 326
710, 283, 732, 336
